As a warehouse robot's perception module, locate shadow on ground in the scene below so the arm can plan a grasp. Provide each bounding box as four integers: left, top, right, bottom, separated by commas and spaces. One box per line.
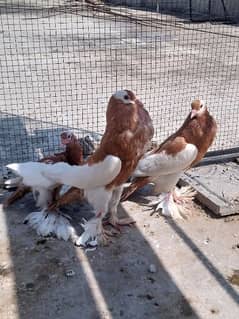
0, 114, 200, 318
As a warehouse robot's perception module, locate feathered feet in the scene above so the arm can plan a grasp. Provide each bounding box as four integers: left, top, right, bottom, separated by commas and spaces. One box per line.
149, 186, 196, 219
75, 217, 115, 247
24, 209, 77, 241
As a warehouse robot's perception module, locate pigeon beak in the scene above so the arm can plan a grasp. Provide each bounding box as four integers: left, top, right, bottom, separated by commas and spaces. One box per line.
190, 109, 197, 119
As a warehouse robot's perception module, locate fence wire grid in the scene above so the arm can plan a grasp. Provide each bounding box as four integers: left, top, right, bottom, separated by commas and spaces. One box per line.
0, 0, 239, 176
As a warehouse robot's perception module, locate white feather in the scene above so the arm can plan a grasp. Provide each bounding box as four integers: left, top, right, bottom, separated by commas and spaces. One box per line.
24, 211, 46, 230
4, 176, 22, 186
75, 217, 100, 246
37, 212, 56, 236
150, 186, 196, 219
152, 193, 183, 219
113, 90, 133, 104
32, 187, 52, 208
59, 184, 72, 196
43, 155, 121, 189
7, 162, 55, 189
133, 144, 198, 177
7, 155, 121, 190
153, 172, 182, 194
24, 210, 77, 241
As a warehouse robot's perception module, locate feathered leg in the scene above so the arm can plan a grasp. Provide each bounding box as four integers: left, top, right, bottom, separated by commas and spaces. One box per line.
173, 186, 197, 204
106, 186, 135, 230
75, 187, 113, 247
149, 186, 196, 219
24, 185, 78, 242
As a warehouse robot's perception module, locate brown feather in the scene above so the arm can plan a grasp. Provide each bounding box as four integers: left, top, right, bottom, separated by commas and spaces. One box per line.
46, 90, 153, 209
121, 101, 217, 201
4, 133, 85, 208
88, 91, 154, 189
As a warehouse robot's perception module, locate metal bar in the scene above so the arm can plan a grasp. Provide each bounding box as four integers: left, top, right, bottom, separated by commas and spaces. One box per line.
196, 148, 239, 167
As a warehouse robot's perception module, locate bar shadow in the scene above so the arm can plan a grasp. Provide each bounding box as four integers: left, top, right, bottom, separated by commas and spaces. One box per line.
1, 195, 201, 318
0, 115, 201, 318
125, 188, 239, 307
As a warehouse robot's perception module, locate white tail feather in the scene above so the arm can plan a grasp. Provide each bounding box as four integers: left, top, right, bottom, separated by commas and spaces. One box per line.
7, 155, 121, 190
4, 176, 22, 186
7, 162, 55, 189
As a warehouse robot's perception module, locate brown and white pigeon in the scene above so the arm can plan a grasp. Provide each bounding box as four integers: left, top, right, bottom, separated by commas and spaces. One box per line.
121, 99, 217, 218
7, 90, 154, 245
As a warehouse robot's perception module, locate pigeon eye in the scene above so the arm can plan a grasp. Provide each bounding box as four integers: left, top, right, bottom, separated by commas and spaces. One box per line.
200, 104, 203, 108
124, 95, 129, 100
67, 134, 72, 139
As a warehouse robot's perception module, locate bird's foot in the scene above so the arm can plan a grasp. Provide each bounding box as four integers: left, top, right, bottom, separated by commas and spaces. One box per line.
106, 215, 136, 231
75, 217, 114, 247
147, 192, 185, 219
97, 228, 113, 246
148, 193, 171, 212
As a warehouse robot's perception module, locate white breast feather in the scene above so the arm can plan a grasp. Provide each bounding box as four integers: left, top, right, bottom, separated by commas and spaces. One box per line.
133, 143, 198, 177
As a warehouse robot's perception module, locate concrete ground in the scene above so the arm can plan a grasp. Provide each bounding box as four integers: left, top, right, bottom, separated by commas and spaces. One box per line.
0, 186, 239, 319
0, 3, 239, 318
0, 0, 239, 176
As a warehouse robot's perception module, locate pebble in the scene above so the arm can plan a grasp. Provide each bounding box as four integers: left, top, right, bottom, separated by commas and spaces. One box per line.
148, 264, 157, 273
18, 282, 35, 291
65, 269, 75, 277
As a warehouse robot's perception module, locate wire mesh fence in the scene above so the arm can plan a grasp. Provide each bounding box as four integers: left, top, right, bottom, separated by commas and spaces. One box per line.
0, 0, 239, 176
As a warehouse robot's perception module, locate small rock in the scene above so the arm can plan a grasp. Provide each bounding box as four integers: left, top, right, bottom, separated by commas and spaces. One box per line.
65, 269, 75, 277
227, 269, 239, 286
146, 294, 154, 300
147, 276, 156, 283
148, 264, 157, 273
23, 282, 35, 291
119, 310, 124, 316
210, 308, 219, 314
204, 238, 210, 245
0, 264, 12, 276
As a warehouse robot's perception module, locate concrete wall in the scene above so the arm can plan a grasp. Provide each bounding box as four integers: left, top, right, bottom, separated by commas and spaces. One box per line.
108, 0, 239, 21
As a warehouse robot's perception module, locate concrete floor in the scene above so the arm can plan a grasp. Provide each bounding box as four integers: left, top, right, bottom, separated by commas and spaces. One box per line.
0, 186, 239, 319
0, 3, 239, 318
0, 1, 239, 175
